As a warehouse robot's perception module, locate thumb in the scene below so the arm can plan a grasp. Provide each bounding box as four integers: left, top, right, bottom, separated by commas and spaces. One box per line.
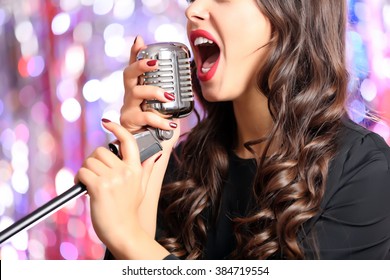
101, 119, 141, 166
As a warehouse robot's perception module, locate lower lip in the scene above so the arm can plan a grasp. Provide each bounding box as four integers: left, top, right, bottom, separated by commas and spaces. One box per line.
197, 57, 220, 82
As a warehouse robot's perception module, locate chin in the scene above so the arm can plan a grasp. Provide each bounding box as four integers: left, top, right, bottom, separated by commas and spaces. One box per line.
201, 93, 221, 103
202, 92, 234, 103
201, 85, 235, 101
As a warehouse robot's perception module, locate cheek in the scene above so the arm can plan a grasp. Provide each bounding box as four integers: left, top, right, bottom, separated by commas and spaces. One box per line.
225, 49, 262, 83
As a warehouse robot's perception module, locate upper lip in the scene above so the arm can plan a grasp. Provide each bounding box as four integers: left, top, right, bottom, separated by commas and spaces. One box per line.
189, 30, 218, 47
189, 30, 220, 67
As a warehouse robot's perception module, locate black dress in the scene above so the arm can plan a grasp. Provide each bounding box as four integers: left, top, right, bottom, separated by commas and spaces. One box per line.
104, 118, 390, 260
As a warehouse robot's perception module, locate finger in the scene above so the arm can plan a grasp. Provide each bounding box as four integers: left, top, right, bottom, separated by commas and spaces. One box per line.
122, 85, 172, 116
74, 155, 111, 186
76, 167, 98, 194
120, 110, 179, 132
88, 147, 120, 169
127, 85, 175, 105
101, 120, 141, 166
127, 35, 158, 76
129, 35, 145, 65
123, 59, 159, 89
83, 155, 113, 174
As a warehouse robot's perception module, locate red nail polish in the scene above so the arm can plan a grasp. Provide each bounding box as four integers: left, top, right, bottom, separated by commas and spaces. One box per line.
169, 122, 178, 129
101, 118, 111, 123
164, 92, 175, 101
146, 60, 157, 66
133, 35, 138, 44
154, 154, 162, 163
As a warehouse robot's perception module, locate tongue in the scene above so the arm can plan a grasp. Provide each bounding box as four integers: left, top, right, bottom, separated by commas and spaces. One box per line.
202, 53, 219, 69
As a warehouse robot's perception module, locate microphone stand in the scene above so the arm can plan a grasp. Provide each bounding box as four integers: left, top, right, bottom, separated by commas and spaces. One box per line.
0, 129, 163, 244
0, 183, 87, 244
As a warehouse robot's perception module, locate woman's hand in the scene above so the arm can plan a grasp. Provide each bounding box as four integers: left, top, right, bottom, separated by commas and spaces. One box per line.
119, 36, 182, 238
75, 120, 169, 259
120, 35, 179, 138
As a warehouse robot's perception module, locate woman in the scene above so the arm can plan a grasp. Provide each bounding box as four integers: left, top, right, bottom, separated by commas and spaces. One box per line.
76, 0, 390, 259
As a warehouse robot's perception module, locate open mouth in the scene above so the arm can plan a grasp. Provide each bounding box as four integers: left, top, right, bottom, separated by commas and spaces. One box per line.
194, 37, 220, 74
190, 31, 220, 81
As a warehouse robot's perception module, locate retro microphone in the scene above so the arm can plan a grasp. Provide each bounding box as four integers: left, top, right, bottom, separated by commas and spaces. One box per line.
0, 42, 194, 244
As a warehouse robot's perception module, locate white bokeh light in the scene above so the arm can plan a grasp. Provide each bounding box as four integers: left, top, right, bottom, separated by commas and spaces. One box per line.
81, 0, 94, 6
65, 45, 85, 77
61, 98, 82, 122
0, 183, 13, 209
103, 23, 125, 41
11, 140, 29, 173
57, 79, 78, 102
142, 0, 170, 14
177, 0, 189, 9
154, 23, 187, 43
10, 228, 29, 251
384, 5, 390, 30
21, 36, 39, 57
0, 245, 19, 260
105, 37, 126, 58
113, 0, 135, 19
60, 0, 82, 12
28, 239, 46, 259
372, 54, 390, 80
93, 0, 114, 15
100, 71, 124, 103
11, 170, 29, 194
83, 79, 102, 102
55, 168, 75, 196
15, 20, 34, 43
360, 79, 377, 102
51, 13, 71, 35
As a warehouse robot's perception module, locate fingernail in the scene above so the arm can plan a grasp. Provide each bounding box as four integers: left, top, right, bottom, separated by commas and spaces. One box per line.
133, 35, 138, 44
154, 154, 162, 163
164, 92, 175, 101
169, 122, 178, 129
146, 60, 157, 67
101, 118, 111, 123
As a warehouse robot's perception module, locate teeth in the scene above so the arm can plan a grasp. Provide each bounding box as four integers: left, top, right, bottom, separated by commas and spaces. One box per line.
194, 37, 214, 46
201, 67, 211, 73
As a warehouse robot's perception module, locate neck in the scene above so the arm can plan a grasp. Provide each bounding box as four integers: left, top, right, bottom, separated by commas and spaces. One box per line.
232, 90, 273, 159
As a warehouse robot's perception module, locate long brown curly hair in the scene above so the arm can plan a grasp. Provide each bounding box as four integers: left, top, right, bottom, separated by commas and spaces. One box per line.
158, 0, 349, 259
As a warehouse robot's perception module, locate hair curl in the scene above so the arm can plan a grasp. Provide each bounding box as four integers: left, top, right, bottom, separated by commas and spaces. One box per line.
158, 0, 348, 259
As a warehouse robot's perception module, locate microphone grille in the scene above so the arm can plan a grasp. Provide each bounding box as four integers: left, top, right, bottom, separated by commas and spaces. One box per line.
137, 42, 194, 118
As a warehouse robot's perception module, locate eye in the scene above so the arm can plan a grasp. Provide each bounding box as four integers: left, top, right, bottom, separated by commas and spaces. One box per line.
186, 0, 195, 3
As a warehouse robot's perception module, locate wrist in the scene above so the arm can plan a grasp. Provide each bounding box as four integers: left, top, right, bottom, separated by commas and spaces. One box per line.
108, 219, 169, 260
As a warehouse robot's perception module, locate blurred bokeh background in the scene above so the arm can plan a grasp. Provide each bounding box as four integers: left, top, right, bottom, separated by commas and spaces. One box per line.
0, 0, 389, 260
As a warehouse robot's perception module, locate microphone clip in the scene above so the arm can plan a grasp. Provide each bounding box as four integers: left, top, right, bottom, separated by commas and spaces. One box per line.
108, 127, 165, 162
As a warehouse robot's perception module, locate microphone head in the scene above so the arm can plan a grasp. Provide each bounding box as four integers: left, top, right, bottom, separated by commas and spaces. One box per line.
137, 42, 194, 118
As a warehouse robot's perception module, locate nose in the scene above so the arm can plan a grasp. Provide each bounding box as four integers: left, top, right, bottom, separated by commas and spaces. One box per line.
185, 0, 210, 22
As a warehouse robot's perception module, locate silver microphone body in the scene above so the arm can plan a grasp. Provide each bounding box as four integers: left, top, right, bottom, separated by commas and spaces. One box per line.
137, 42, 194, 119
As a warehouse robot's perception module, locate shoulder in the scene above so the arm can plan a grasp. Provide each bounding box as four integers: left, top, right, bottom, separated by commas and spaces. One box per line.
339, 117, 390, 165
321, 117, 390, 223
324, 118, 390, 199
322, 117, 390, 209
304, 117, 390, 214
303, 118, 390, 259
339, 117, 390, 163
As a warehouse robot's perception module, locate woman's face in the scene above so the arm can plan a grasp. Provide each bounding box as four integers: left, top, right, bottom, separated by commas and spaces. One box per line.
186, 0, 271, 102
